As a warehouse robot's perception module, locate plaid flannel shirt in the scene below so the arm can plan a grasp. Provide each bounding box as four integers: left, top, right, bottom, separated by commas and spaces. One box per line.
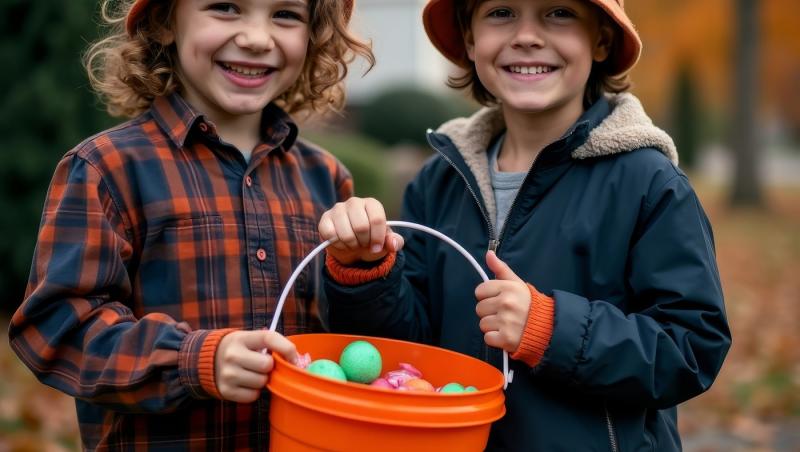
8, 93, 353, 450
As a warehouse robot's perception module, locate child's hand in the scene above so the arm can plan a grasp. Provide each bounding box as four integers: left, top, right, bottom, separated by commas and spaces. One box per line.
318, 197, 404, 265
474, 251, 531, 353
214, 330, 297, 403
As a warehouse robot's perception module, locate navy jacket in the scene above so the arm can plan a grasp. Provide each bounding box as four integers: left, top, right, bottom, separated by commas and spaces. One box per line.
324, 94, 731, 451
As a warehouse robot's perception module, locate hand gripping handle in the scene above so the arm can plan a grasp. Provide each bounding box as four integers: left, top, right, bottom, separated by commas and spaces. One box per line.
268, 220, 513, 389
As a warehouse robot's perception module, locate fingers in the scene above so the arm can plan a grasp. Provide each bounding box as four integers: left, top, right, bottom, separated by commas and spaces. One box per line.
332, 201, 365, 249
475, 296, 499, 318
478, 313, 500, 333
318, 198, 388, 252
387, 231, 404, 252
475, 285, 530, 353
218, 366, 268, 390
235, 330, 297, 365
318, 212, 337, 242
263, 331, 298, 365
364, 199, 388, 253
475, 280, 518, 302
483, 331, 505, 350
479, 314, 517, 352
215, 330, 298, 402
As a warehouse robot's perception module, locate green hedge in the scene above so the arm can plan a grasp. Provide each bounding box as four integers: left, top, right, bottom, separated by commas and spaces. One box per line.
301, 131, 401, 216
357, 85, 477, 149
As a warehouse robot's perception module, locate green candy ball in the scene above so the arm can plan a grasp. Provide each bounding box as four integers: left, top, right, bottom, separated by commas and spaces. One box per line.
339, 340, 382, 383
307, 359, 347, 382
464, 386, 478, 392
440, 382, 466, 393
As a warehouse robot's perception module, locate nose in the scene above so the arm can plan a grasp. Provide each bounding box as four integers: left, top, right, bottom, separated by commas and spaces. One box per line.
511, 19, 545, 49
235, 17, 276, 52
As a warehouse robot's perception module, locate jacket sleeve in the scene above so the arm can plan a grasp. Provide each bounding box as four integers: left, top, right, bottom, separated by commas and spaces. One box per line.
536, 172, 731, 409
323, 171, 435, 343
8, 153, 226, 413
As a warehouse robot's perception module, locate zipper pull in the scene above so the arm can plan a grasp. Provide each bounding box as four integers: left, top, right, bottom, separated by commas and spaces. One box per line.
488, 239, 499, 252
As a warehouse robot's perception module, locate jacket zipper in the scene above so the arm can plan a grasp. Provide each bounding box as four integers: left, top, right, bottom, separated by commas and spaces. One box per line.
493, 150, 542, 252
425, 132, 497, 240
426, 126, 578, 364
426, 131, 496, 363
494, 125, 581, 252
604, 403, 619, 452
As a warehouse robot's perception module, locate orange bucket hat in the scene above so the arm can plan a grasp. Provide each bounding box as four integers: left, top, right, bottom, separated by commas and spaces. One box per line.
125, 0, 356, 36
422, 0, 642, 76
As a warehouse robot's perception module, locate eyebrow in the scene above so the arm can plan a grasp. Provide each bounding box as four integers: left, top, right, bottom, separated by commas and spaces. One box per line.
273, 0, 308, 7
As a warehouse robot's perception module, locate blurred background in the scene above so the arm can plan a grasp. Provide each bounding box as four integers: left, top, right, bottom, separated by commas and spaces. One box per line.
1, 0, 798, 450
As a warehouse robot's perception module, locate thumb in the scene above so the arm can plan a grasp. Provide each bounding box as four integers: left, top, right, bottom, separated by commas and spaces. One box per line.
486, 250, 522, 282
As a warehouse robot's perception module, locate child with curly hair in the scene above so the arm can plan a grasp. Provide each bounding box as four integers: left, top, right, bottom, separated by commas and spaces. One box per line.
9, 0, 373, 448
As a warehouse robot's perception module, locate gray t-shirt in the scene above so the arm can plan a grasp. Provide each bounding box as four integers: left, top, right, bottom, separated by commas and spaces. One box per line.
488, 133, 527, 233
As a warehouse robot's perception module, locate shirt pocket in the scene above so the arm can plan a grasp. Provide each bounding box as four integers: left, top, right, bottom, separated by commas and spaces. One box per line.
137, 215, 225, 329
272, 215, 325, 334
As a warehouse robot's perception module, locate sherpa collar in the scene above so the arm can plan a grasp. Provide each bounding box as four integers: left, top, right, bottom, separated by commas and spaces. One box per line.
433, 93, 678, 223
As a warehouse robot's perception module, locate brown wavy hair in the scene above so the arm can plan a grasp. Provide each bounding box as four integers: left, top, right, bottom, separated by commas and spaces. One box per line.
84, 0, 375, 118
449, 0, 631, 108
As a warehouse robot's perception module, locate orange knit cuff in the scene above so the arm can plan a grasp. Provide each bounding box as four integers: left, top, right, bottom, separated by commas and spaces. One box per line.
511, 284, 555, 368
198, 328, 237, 400
325, 251, 397, 286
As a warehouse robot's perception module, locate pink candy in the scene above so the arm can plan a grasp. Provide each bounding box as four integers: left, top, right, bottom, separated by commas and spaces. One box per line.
383, 363, 423, 388
369, 378, 394, 389
295, 352, 312, 369
296, 356, 449, 393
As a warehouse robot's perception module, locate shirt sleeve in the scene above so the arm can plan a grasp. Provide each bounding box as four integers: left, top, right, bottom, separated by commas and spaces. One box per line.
334, 158, 354, 202
8, 152, 226, 413
323, 169, 435, 343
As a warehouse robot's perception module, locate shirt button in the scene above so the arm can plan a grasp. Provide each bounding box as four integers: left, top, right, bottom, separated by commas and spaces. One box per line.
245, 176, 253, 187
256, 249, 267, 262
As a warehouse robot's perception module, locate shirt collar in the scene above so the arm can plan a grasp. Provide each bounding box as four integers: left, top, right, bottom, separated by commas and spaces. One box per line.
149, 92, 298, 152
150, 93, 202, 148
258, 103, 298, 153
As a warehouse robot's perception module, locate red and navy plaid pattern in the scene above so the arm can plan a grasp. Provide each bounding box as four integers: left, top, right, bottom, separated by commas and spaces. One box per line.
9, 93, 352, 450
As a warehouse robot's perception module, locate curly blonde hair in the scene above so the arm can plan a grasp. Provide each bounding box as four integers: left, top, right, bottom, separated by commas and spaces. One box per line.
85, 0, 374, 118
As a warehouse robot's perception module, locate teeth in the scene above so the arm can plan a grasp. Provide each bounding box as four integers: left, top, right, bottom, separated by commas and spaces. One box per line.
222, 63, 269, 76
509, 66, 553, 75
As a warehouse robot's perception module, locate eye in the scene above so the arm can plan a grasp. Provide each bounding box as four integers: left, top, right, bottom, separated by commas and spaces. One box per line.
487, 8, 514, 19
208, 3, 239, 15
547, 8, 576, 19
274, 9, 307, 22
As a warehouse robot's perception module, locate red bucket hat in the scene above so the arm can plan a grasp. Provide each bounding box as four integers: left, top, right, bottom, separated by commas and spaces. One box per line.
125, 0, 356, 36
422, 0, 642, 76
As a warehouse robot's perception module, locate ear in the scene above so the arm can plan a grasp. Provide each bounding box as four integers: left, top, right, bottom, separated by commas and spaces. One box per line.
592, 22, 614, 63
464, 28, 476, 62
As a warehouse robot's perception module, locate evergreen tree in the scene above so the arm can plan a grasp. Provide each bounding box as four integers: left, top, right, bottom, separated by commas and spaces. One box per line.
0, 0, 113, 312
670, 64, 702, 169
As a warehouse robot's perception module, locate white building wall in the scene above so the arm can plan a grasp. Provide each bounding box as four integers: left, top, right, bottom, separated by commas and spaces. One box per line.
346, 0, 454, 103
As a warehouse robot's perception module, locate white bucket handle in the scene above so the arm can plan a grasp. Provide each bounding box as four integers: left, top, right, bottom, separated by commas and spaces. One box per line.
267, 220, 513, 389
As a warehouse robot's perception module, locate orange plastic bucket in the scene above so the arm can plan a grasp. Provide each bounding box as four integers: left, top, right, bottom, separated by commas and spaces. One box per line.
267, 333, 506, 451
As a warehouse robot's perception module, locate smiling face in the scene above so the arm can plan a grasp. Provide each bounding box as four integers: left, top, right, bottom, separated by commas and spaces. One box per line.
166, 0, 310, 122
466, 0, 611, 119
